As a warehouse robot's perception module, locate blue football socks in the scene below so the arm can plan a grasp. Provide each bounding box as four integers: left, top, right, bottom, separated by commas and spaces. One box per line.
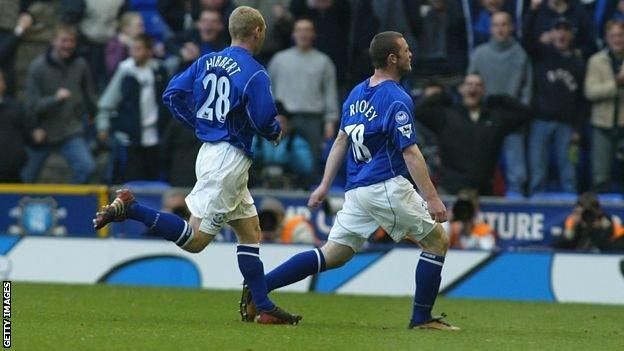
411, 251, 445, 324
237, 244, 275, 312
265, 249, 326, 292
127, 203, 193, 247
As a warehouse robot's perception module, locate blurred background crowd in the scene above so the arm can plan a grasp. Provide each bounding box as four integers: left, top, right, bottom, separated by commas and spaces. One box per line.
1, 0, 624, 197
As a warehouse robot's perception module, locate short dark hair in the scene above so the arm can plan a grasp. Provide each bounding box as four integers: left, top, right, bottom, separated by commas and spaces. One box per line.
369, 31, 404, 69
133, 33, 154, 49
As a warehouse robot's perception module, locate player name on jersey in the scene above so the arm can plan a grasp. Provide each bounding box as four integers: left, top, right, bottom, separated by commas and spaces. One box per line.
205, 55, 242, 76
348, 100, 378, 121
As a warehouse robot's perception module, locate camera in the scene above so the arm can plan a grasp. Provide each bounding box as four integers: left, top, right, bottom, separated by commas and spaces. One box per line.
581, 207, 601, 224
577, 192, 603, 225
452, 199, 476, 222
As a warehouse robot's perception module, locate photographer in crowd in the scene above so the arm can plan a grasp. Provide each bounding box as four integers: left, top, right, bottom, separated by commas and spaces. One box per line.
555, 192, 624, 251
445, 188, 497, 250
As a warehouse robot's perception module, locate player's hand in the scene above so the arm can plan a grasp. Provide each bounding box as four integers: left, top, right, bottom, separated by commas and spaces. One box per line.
272, 130, 283, 146
530, 0, 542, 10
308, 184, 328, 209
55, 88, 72, 101
427, 197, 448, 223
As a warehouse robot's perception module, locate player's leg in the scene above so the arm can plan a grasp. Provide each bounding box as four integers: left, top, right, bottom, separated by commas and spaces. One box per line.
240, 190, 371, 321
230, 215, 302, 325
360, 176, 457, 330
93, 189, 212, 252
264, 240, 355, 293
263, 188, 371, 293
409, 224, 456, 329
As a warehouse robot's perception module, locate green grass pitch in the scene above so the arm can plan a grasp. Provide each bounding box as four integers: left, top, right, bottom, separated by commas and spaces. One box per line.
13, 283, 624, 350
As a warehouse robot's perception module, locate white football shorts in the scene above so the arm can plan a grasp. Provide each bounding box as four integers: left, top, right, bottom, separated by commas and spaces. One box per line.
185, 142, 257, 235
328, 175, 437, 251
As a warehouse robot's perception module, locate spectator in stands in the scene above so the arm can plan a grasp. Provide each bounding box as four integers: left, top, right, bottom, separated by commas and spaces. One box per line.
412, 0, 468, 83
252, 102, 314, 189
165, 9, 225, 72
472, 0, 505, 46
446, 188, 496, 250
0, 69, 31, 183
554, 192, 624, 251
106, 12, 145, 79
196, 0, 237, 41
158, 0, 198, 33
96, 34, 169, 182
11, 1, 62, 99
128, 0, 172, 57
525, 18, 585, 194
268, 18, 339, 169
22, 24, 97, 184
0, 12, 33, 97
161, 118, 202, 187
414, 79, 444, 176
585, 20, 624, 193
468, 11, 532, 196
523, 0, 596, 60
236, 0, 294, 64
415, 74, 528, 195
291, 0, 350, 86
71, 0, 126, 90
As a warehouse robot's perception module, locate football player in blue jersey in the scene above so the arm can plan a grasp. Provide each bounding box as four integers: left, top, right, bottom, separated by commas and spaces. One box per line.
240, 31, 459, 330
93, 6, 301, 325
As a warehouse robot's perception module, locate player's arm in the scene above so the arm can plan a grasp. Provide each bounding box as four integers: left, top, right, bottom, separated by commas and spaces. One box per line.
402, 144, 447, 223
162, 60, 198, 129
387, 100, 447, 222
308, 130, 349, 208
245, 71, 281, 142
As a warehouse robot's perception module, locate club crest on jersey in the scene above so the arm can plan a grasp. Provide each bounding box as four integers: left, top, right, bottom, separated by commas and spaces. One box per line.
395, 111, 409, 125
398, 124, 412, 138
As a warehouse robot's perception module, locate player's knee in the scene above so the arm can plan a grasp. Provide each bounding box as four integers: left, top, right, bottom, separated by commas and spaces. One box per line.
421, 225, 449, 256
325, 255, 349, 269
438, 229, 450, 254
321, 242, 355, 269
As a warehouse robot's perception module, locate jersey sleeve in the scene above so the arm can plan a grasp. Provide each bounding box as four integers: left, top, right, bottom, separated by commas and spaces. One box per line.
162, 60, 198, 129
244, 70, 281, 141
383, 99, 418, 151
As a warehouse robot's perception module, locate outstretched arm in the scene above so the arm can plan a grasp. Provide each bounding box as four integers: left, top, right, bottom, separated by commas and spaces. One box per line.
403, 144, 447, 223
308, 130, 349, 208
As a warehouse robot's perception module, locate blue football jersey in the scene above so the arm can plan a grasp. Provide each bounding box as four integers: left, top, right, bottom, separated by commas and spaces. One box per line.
162, 46, 281, 157
340, 79, 417, 191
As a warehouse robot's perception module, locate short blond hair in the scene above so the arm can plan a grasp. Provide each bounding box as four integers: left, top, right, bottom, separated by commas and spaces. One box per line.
229, 6, 265, 40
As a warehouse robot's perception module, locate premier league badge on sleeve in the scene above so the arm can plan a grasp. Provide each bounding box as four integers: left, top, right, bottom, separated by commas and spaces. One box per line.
398, 124, 413, 138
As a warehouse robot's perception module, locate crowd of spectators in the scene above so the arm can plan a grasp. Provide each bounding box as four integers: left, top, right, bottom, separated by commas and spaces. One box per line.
1, 0, 624, 198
